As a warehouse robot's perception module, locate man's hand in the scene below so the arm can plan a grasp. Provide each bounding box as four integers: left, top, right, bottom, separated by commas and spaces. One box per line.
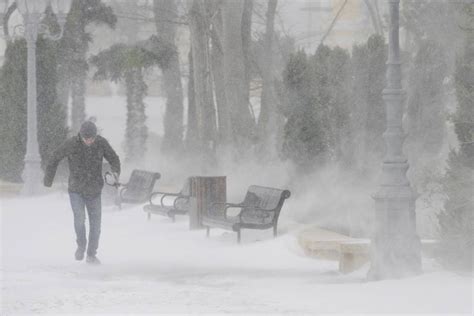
112, 172, 120, 184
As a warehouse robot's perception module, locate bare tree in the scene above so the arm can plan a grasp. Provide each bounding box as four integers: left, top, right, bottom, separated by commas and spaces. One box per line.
242, 0, 254, 105
185, 49, 198, 149
209, 1, 231, 145
222, 0, 256, 149
320, 0, 348, 45
187, 0, 217, 154
257, 0, 278, 157
153, 0, 185, 154
363, 0, 383, 35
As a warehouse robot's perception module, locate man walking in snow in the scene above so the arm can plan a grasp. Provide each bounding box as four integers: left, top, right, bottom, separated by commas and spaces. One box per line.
44, 121, 120, 264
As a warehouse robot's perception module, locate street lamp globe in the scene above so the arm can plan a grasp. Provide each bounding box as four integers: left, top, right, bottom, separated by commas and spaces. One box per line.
15, 0, 47, 15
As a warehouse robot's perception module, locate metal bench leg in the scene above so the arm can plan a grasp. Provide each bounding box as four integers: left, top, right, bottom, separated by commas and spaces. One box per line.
273, 225, 278, 237
147, 213, 151, 221
237, 230, 241, 243
206, 227, 210, 237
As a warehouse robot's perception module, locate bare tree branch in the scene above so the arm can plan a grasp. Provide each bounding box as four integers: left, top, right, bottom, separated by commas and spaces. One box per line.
320, 0, 349, 46
363, 0, 382, 35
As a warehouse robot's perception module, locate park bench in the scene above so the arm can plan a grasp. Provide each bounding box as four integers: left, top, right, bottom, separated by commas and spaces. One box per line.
143, 179, 191, 221
298, 226, 370, 274
202, 185, 291, 243
105, 169, 161, 208
298, 226, 440, 274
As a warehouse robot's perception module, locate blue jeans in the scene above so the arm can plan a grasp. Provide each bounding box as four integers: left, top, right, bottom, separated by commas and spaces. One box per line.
69, 193, 102, 257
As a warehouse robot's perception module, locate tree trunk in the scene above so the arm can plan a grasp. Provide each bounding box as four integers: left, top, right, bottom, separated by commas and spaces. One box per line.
56, 63, 70, 129
258, 0, 278, 157
125, 71, 135, 162
135, 69, 148, 162
125, 69, 148, 163
70, 67, 86, 134
185, 49, 199, 150
153, 0, 184, 154
188, 0, 217, 154
222, 0, 255, 149
121, 1, 140, 45
242, 0, 253, 106
320, 0, 348, 45
373, 0, 383, 33
363, 0, 382, 35
210, 4, 231, 145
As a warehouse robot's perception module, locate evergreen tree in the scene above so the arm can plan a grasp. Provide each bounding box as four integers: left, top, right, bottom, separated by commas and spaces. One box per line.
0, 40, 27, 182
437, 3, 474, 271
401, 0, 461, 70
405, 39, 447, 160
281, 45, 351, 171
58, 0, 116, 133
90, 37, 173, 163
351, 34, 387, 172
37, 38, 69, 170
281, 51, 326, 170
325, 46, 351, 162
0, 38, 67, 182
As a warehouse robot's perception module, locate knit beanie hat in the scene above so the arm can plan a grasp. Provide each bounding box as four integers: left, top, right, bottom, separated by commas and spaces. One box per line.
79, 121, 97, 139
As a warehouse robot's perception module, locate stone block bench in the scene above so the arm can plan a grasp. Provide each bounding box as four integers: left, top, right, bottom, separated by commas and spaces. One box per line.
298, 226, 370, 274
299, 226, 438, 274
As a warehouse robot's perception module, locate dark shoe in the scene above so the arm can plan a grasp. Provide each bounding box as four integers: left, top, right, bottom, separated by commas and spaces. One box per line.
75, 248, 85, 261
86, 255, 101, 265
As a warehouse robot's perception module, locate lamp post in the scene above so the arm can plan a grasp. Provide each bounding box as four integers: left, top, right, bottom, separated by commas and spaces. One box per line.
368, 0, 421, 280
0, 1, 10, 54
8, 0, 71, 194
0, 1, 7, 27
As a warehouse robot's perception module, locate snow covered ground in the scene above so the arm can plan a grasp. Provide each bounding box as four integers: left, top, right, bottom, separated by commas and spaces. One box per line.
1, 193, 472, 315
1, 96, 472, 314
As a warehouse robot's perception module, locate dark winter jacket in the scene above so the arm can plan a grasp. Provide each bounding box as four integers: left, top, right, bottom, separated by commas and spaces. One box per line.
44, 135, 121, 198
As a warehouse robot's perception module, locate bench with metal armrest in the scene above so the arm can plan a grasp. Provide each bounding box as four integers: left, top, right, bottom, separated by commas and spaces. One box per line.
143, 179, 191, 221
105, 169, 161, 209
202, 185, 291, 243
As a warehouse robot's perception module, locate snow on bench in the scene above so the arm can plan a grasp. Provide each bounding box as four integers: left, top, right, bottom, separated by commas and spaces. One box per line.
299, 226, 439, 274
298, 226, 370, 274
